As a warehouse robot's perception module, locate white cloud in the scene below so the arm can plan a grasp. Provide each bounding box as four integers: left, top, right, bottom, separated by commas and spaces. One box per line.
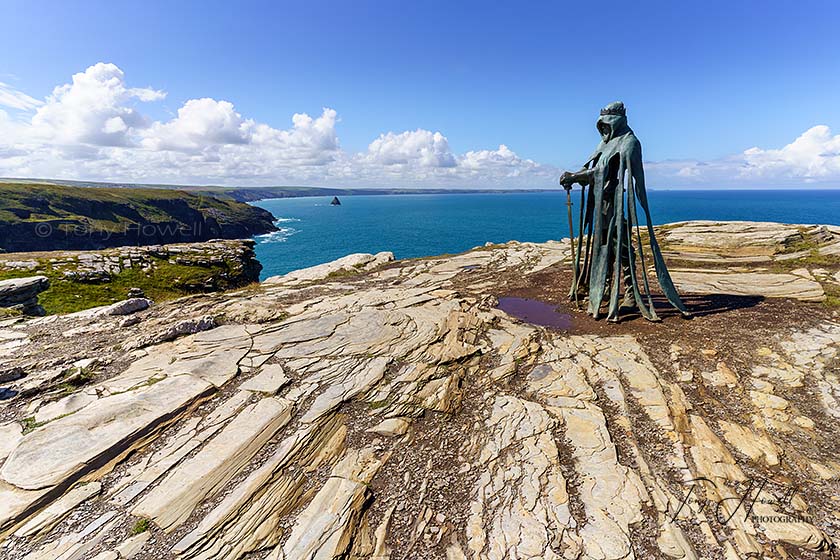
0, 81, 43, 111
366, 129, 456, 168
0, 62, 556, 187
461, 144, 541, 177
142, 98, 253, 151
29, 62, 165, 147
20, 61, 840, 189
740, 125, 840, 181
644, 126, 840, 188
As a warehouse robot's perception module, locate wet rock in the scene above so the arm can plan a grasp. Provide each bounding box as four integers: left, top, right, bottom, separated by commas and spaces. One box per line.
0, 366, 24, 384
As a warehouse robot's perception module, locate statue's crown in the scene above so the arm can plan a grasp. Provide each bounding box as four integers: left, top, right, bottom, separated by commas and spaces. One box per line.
600, 102, 626, 117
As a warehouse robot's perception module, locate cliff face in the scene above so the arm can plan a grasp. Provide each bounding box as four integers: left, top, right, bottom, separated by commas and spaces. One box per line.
0, 221, 838, 559
0, 183, 276, 252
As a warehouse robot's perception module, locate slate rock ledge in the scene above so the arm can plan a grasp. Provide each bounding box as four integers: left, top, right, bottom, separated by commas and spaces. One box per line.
0, 220, 837, 560
0, 277, 50, 316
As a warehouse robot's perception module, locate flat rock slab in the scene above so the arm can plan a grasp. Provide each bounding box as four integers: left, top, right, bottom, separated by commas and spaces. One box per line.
15, 482, 101, 537
240, 364, 290, 394
100, 298, 151, 316
670, 269, 825, 302
132, 396, 293, 531
34, 392, 98, 424
0, 276, 49, 301
264, 251, 394, 284
0, 422, 23, 463
661, 221, 804, 251
1, 374, 214, 490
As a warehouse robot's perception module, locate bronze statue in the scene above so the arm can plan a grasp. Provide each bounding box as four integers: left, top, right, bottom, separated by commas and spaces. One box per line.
560, 102, 689, 322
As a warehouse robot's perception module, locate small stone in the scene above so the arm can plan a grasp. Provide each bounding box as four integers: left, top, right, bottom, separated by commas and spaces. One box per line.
102, 298, 151, 316
367, 418, 410, 437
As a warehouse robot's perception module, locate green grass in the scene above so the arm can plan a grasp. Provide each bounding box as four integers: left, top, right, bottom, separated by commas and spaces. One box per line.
0, 182, 275, 253
0, 182, 263, 229
131, 518, 151, 535
325, 267, 359, 279
824, 283, 840, 308
0, 256, 247, 315
20, 417, 38, 435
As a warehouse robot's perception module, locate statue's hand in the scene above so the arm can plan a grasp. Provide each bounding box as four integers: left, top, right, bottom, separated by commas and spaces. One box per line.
559, 171, 574, 190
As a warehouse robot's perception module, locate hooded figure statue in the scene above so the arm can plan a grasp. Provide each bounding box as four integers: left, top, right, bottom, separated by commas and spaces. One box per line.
560, 101, 689, 322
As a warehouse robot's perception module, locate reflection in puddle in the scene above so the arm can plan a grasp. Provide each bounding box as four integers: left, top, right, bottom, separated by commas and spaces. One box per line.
496, 297, 572, 330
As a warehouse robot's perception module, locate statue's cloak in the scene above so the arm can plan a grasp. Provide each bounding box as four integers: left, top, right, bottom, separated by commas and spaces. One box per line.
570, 112, 688, 321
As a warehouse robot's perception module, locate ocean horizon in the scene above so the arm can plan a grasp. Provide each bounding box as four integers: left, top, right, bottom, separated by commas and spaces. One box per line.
252, 189, 840, 279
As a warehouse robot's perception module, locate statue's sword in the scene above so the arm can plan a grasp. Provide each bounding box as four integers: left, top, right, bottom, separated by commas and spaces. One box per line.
563, 183, 579, 309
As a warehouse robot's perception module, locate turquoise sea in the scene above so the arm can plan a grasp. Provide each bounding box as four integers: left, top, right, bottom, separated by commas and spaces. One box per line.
252, 190, 840, 279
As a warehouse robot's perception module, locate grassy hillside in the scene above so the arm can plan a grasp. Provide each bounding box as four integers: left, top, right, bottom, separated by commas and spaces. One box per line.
0, 182, 276, 252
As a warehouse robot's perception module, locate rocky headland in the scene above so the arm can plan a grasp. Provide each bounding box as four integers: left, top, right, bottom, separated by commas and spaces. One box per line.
0, 220, 838, 560
0, 183, 276, 253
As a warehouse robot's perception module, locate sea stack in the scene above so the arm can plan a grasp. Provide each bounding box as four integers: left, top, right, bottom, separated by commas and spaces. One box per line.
330, 196, 341, 206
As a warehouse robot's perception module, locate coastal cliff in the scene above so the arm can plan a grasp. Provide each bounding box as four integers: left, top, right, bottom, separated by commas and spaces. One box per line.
0, 183, 276, 252
0, 221, 838, 559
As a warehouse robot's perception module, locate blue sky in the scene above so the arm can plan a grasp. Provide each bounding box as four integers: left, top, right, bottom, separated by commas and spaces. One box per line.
1, 0, 839, 188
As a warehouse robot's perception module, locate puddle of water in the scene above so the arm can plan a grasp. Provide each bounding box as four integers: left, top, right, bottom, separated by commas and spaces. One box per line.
495, 297, 572, 330
460, 265, 480, 270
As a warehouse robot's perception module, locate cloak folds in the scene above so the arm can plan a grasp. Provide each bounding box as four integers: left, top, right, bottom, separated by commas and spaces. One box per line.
569, 109, 689, 322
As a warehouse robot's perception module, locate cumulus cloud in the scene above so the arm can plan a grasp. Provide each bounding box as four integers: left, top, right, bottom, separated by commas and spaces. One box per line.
0, 62, 559, 187
29, 62, 164, 147
461, 144, 542, 177
142, 98, 253, 151
740, 125, 840, 181
366, 129, 456, 168
5, 62, 840, 189
644, 126, 840, 188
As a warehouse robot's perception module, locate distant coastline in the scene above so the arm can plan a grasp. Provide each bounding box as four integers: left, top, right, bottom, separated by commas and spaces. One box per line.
0, 177, 563, 203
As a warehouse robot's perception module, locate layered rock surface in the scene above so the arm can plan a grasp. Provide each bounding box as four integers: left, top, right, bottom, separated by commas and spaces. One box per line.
0, 277, 49, 316
0, 221, 838, 560
659, 221, 840, 302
